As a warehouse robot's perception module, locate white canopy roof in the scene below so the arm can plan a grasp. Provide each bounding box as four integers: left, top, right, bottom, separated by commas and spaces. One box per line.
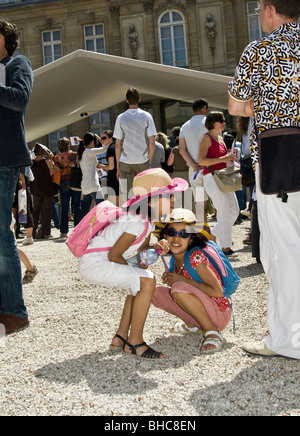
25, 50, 232, 142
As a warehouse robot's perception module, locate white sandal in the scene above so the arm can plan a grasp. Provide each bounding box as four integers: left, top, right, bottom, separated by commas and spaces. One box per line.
170, 320, 201, 335
201, 330, 226, 354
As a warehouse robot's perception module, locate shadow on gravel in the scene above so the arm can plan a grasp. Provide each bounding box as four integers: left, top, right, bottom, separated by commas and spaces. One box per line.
34, 350, 158, 395
189, 356, 300, 416
233, 262, 264, 279
34, 335, 237, 397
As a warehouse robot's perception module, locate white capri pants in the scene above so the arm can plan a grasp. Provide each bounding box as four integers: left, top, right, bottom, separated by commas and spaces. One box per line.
79, 253, 154, 297
204, 173, 239, 248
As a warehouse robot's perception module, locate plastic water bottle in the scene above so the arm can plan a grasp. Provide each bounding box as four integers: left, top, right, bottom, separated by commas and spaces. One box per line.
127, 249, 161, 267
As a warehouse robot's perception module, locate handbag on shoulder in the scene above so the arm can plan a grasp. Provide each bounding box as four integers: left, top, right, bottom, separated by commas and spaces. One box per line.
257, 127, 300, 203
68, 161, 82, 191
240, 155, 255, 187
240, 136, 255, 188
207, 165, 242, 193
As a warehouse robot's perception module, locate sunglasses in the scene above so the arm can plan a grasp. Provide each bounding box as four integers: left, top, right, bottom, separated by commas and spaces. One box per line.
165, 228, 192, 239
101, 137, 108, 141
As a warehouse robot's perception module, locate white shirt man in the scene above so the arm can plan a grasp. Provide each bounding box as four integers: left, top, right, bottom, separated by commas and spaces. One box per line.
114, 88, 156, 201
179, 98, 209, 221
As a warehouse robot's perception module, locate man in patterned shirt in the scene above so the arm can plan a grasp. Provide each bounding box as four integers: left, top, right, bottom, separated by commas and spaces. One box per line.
228, 0, 300, 359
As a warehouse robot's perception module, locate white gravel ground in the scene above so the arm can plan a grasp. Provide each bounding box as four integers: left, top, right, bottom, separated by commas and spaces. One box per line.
0, 217, 299, 417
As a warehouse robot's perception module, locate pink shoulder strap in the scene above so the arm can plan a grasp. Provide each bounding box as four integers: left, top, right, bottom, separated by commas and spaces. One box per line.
83, 220, 150, 255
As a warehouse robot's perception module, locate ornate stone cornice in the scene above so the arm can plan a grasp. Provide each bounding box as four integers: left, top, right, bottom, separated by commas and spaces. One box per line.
186, 0, 196, 6
143, 0, 154, 13
155, 0, 186, 16
109, 5, 120, 16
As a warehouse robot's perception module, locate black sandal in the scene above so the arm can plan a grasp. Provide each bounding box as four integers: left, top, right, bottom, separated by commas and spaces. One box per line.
124, 341, 166, 359
109, 334, 127, 352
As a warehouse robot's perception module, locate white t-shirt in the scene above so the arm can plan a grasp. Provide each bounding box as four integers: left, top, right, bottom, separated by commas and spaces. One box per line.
82, 213, 154, 261
79, 147, 106, 195
113, 108, 157, 164
78, 213, 155, 296
179, 115, 208, 163
151, 141, 165, 169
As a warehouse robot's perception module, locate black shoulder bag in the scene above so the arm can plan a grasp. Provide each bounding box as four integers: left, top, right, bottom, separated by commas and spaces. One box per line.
257, 127, 300, 203
68, 160, 82, 191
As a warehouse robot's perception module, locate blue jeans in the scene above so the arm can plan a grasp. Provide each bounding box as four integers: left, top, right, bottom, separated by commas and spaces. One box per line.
59, 180, 82, 234
0, 167, 28, 319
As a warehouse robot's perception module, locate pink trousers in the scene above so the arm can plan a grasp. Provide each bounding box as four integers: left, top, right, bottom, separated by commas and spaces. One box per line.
152, 282, 231, 331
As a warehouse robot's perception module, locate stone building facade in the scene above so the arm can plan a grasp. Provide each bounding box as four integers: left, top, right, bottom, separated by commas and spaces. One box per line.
0, 0, 264, 150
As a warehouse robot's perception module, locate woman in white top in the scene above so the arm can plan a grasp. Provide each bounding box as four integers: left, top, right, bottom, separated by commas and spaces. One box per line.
78, 132, 107, 218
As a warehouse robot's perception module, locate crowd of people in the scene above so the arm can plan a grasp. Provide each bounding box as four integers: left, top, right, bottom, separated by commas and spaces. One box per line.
4, 85, 257, 358
1, 0, 300, 361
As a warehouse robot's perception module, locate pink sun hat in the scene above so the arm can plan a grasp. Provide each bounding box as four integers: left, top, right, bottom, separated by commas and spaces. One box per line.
122, 168, 189, 209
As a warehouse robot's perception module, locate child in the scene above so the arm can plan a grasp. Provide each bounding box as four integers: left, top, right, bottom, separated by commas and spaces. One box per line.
79, 168, 188, 359
152, 208, 232, 355
18, 248, 38, 284
10, 216, 38, 285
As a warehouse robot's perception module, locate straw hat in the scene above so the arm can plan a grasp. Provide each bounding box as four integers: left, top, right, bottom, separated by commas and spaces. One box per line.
122, 168, 189, 208
153, 208, 211, 242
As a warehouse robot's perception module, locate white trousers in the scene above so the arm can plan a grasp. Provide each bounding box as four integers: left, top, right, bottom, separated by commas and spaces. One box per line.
256, 166, 300, 359
204, 173, 239, 248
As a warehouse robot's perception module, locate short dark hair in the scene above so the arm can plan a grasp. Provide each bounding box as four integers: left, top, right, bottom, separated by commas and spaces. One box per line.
192, 98, 208, 113
126, 87, 140, 105
0, 17, 18, 56
262, 0, 300, 18
223, 133, 235, 150
57, 137, 70, 153
205, 111, 225, 130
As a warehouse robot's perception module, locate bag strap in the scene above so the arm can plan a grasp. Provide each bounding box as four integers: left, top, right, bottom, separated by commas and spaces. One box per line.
183, 250, 205, 283
183, 243, 228, 282
83, 220, 150, 255
207, 166, 215, 175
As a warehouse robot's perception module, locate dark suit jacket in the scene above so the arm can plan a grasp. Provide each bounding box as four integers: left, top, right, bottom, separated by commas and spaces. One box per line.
0, 55, 34, 167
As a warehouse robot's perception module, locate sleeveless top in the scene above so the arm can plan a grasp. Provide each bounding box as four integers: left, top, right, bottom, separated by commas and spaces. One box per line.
203, 133, 227, 175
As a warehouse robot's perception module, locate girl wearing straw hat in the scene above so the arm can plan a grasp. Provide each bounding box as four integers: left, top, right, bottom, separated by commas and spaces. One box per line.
79, 168, 188, 359
152, 208, 232, 354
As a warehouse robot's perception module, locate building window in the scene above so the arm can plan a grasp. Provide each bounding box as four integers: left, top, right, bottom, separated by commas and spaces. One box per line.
84, 24, 105, 53
247, 1, 268, 41
90, 110, 111, 136
158, 10, 187, 68
42, 30, 62, 65
48, 127, 68, 153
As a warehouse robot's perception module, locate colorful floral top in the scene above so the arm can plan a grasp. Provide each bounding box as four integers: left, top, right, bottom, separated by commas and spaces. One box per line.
54, 151, 78, 181
174, 248, 231, 312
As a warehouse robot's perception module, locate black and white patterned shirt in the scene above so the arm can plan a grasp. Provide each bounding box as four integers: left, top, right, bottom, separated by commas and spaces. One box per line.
228, 23, 300, 163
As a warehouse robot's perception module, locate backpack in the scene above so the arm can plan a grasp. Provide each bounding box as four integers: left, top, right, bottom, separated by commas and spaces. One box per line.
66, 200, 149, 257
169, 241, 240, 299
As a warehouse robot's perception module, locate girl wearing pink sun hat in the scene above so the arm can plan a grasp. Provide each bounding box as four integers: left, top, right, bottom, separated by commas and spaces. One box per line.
122, 167, 189, 209
79, 168, 188, 360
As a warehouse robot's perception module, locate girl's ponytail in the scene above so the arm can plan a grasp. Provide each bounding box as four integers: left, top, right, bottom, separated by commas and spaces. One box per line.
77, 139, 85, 161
